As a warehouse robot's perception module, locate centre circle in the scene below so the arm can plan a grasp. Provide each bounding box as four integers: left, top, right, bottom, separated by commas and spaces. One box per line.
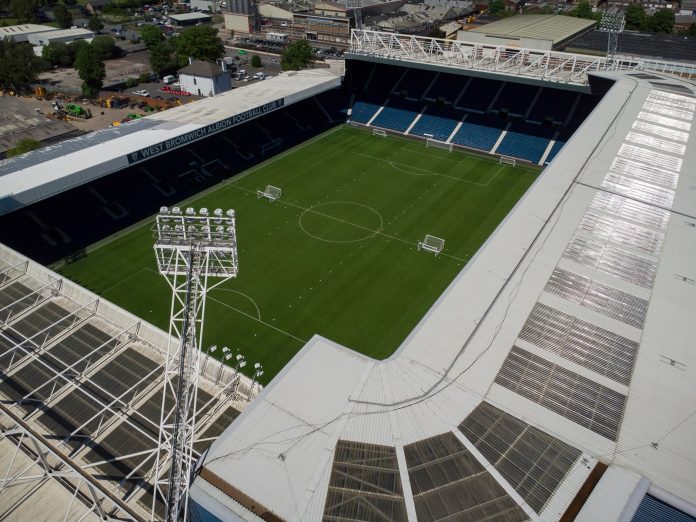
299, 202, 383, 243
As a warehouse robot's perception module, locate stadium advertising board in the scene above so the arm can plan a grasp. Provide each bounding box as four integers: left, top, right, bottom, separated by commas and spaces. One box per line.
126, 98, 285, 164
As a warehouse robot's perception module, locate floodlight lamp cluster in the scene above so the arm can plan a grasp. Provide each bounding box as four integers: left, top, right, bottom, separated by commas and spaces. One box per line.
155, 206, 237, 247
599, 12, 626, 32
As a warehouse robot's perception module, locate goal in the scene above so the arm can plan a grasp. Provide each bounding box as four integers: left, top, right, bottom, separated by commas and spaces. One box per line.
499, 156, 517, 167
418, 234, 445, 256
372, 128, 387, 137
426, 138, 453, 152
257, 185, 282, 201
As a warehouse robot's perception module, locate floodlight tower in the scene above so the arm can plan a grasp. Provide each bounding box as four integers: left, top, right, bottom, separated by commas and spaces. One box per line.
152, 206, 239, 522
599, 11, 625, 68
347, 0, 364, 31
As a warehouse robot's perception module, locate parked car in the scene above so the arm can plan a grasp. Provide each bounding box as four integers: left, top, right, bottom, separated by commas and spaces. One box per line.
132, 90, 150, 97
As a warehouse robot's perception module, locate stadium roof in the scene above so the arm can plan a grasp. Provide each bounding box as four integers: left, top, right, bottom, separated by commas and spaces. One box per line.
0, 243, 259, 520
168, 12, 213, 21
466, 14, 596, 48
0, 69, 340, 217
191, 70, 696, 521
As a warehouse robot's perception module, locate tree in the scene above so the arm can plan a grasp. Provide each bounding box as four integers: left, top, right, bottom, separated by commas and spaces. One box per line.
681, 22, 696, 36
646, 9, 674, 33
624, 4, 646, 30
149, 39, 178, 76
67, 38, 90, 63
6, 138, 40, 157
91, 35, 118, 60
489, 0, 504, 16
573, 0, 593, 19
0, 39, 43, 88
54, 3, 73, 29
174, 25, 224, 66
251, 54, 262, 68
428, 26, 445, 38
74, 44, 105, 97
141, 24, 164, 48
10, 0, 40, 21
280, 39, 314, 71
42, 41, 72, 67
87, 16, 104, 32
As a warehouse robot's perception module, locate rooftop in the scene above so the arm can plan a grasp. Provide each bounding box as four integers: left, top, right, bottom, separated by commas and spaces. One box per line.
191, 69, 696, 521
0, 69, 341, 216
467, 14, 596, 47
0, 97, 78, 154
0, 24, 56, 37
178, 59, 226, 77
168, 11, 213, 21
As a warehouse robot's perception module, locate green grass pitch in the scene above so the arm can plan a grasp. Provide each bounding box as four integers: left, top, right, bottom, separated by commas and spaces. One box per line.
58, 126, 540, 383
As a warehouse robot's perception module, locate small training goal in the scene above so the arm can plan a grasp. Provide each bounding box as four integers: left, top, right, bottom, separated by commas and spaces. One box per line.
257, 185, 282, 201
372, 128, 387, 137
418, 234, 445, 256
426, 138, 453, 152
499, 156, 517, 167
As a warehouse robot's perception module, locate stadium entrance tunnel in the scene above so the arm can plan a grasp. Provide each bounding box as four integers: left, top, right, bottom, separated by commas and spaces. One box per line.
299, 201, 384, 243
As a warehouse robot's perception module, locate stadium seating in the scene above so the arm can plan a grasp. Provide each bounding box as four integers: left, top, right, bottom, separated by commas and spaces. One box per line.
371, 103, 420, 133
457, 78, 503, 112
409, 108, 460, 141
393, 69, 433, 100
492, 82, 540, 117
350, 101, 382, 124
496, 123, 555, 164
450, 115, 505, 152
545, 140, 566, 164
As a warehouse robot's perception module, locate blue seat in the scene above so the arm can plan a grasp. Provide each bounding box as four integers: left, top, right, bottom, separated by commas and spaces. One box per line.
371, 105, 419, 133
410, 112, 459, 141
496, 126, 552, 164
545, 140, 565, 163
351, 102, 381, 124
450, 116, 504, 152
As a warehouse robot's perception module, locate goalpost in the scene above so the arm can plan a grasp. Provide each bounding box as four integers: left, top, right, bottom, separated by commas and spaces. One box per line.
418, 234, 445, 256
257, 185, 282, 201
426, 138, 453, 153
499, 156, 517, 167
372, 128, 387, 137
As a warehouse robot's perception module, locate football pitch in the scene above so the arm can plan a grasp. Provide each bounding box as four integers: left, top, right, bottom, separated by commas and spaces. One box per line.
58, 126, 540, 382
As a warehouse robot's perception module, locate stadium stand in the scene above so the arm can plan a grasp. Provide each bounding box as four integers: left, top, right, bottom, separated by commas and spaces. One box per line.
0, 91, 347, 265
564, 30, 696, 63
0, 245, 253, 519
346, 60, 602, 163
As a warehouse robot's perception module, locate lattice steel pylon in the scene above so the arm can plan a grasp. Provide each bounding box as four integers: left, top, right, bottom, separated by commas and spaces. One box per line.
599, 11, 625, 68
347, 0, 363, 31
151, 206, 239, 522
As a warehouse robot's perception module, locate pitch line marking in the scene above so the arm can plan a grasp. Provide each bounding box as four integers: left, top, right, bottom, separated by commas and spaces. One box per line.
227, 184, 469, 263
212, 288, 261, 320
208, 296, 307, 344
298, 201, 384, 244
100, 267, 153, 295
351, 151, 489, 186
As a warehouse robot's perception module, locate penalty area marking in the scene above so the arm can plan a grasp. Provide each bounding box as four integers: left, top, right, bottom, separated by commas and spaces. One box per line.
208, 296, 308, 344
211, 288, 262, 320
299, 201, 384, 244
351, 151, 490, 187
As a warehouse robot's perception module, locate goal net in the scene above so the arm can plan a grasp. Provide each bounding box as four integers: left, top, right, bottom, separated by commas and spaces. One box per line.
257, 185, 282, 201
372, 128, 387, 137
418, 234, 445, 256
426, 138, 453, 152
499, 156, 517, 167
348, 121, 362, 128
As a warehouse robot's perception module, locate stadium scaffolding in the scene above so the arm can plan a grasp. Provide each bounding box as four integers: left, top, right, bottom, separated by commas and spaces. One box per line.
0, 246, 257, 521
348, 29, 696, 87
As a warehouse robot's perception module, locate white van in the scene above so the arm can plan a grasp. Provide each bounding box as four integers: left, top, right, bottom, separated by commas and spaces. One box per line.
253, 72, 265, 80
163, 75, 177, 84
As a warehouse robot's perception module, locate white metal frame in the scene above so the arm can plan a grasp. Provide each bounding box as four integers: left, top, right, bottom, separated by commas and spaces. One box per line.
372, 128, 387, 137
257, 185, 282, 201
418, 234, 445, 256
348, 30, 696, 86
426, 138, 453, 152
151, 206, 239, 522
499, 156, 517, 167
